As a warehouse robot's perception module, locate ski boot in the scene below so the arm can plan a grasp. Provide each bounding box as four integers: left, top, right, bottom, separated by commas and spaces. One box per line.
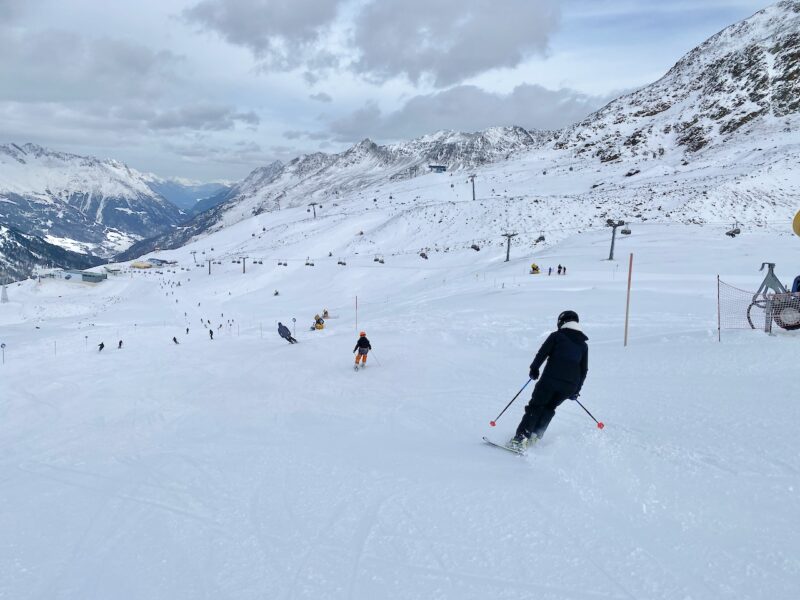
507, 435, 529, 452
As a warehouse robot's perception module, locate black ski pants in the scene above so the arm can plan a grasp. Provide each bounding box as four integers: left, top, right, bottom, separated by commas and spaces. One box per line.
515, 380, 573, 439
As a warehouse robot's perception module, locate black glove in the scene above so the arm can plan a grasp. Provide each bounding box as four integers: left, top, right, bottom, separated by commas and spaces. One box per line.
529, 368, 540, 381
569, 393, 579, 401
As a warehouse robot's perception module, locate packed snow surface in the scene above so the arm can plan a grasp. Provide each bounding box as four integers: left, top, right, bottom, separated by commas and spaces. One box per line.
1, 218, 799, 599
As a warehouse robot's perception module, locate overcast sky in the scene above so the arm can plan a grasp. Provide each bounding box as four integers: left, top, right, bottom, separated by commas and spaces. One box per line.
0, 0, 769, 181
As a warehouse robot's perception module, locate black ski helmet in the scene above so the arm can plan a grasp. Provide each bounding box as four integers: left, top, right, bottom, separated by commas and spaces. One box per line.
557, 310, 579, 329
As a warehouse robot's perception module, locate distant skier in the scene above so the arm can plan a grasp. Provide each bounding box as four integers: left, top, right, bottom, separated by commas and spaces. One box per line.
278, 322, 298, 344
97, 342, 105, 352
172, 337, 179, 345
557, 264, 563, 275
118, 340, 123, 349
353, 331, 372, 369
273, 290, 279, 296
186, 327, 189, 335
508, 310, 588, 451
209, 330, 214, 340
548, 267, 552, 276
563, 265, 567, 275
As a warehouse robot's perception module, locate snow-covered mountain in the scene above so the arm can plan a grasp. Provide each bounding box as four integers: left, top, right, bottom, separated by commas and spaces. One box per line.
141, 174, 231, 214
0, 143, 184, 256
554, 0, 800, 161
0, 224, 102, 283
122, 2, 799, 260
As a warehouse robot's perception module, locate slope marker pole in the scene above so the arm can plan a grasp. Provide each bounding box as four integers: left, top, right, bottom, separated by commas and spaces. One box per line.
624, 253, 633, 347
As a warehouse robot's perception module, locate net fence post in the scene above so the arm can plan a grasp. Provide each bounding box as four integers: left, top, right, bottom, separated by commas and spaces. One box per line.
765, 295, 773, 335
717, 275, 721, 342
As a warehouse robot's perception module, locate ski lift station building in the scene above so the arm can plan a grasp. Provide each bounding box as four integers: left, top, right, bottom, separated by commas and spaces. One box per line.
63, 270, 107, 284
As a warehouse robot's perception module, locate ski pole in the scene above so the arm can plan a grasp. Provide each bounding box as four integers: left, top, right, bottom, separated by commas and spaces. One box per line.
489, 379, 531, 427
575, 399, 605, 429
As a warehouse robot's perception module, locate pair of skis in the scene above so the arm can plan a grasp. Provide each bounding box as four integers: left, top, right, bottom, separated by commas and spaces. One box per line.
482, 436, 527, 456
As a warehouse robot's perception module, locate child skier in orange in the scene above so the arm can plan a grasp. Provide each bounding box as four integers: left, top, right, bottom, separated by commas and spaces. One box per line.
353, 331, 372, 369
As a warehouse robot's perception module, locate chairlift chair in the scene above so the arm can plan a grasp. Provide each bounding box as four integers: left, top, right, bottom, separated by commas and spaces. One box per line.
726, 222, 741, 237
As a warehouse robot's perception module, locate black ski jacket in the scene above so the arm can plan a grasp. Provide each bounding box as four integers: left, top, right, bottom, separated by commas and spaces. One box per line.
353, 337, 372, 352
278, 324, 291, 338
531, 327, 588, 393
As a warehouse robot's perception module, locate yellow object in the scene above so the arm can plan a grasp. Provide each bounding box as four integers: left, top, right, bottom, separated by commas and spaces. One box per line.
315, 323, 324, 330
530, 263, 541, 274
131, 261, 152, 269
793, 209, 800, 236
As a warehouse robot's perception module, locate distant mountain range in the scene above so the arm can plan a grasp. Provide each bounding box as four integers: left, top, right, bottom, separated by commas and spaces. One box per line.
121, 1, 800, 259
2, 1, 799, 277
0, 143, 183, 254
140, 175, 232, 214
0, 144, 234, 279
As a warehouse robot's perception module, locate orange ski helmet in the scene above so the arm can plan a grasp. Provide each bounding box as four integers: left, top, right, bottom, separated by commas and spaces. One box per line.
359, 331, 366, 337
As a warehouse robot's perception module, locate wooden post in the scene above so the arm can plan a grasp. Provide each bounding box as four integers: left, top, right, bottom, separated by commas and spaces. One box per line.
624, 253, 634, 347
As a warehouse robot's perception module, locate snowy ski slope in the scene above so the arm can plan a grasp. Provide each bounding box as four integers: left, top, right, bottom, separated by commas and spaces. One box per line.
2, 214, 799, 599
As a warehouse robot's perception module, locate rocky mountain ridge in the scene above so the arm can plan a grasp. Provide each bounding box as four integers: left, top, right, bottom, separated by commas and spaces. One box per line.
121, 2, 800, 258
0, 143, 184, 255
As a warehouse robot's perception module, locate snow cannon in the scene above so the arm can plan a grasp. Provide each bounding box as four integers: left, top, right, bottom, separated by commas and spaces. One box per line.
529, 263, 541, 275
747, 263, 800, 331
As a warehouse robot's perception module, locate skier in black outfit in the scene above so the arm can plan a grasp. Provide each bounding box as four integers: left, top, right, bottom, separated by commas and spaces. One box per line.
278, 322, 298, 344
172, 337, 180, 345
353, 331, 371, 368
509, 310, 588, 451
209, 329, 214, 340
98, 342, 105, 352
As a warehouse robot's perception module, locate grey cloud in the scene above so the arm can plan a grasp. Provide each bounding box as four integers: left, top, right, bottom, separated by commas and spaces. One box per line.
0, 0, 25, 21
309, 92, 333, 103
184, 0, 561, 87
0, 29, 183, 103
283, 129, 331, 141
184, 0, 345, 71
147, 105, 260, 130
164, 139, 268, 165
328, 84, 612, 142
351, 0, 561, 86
